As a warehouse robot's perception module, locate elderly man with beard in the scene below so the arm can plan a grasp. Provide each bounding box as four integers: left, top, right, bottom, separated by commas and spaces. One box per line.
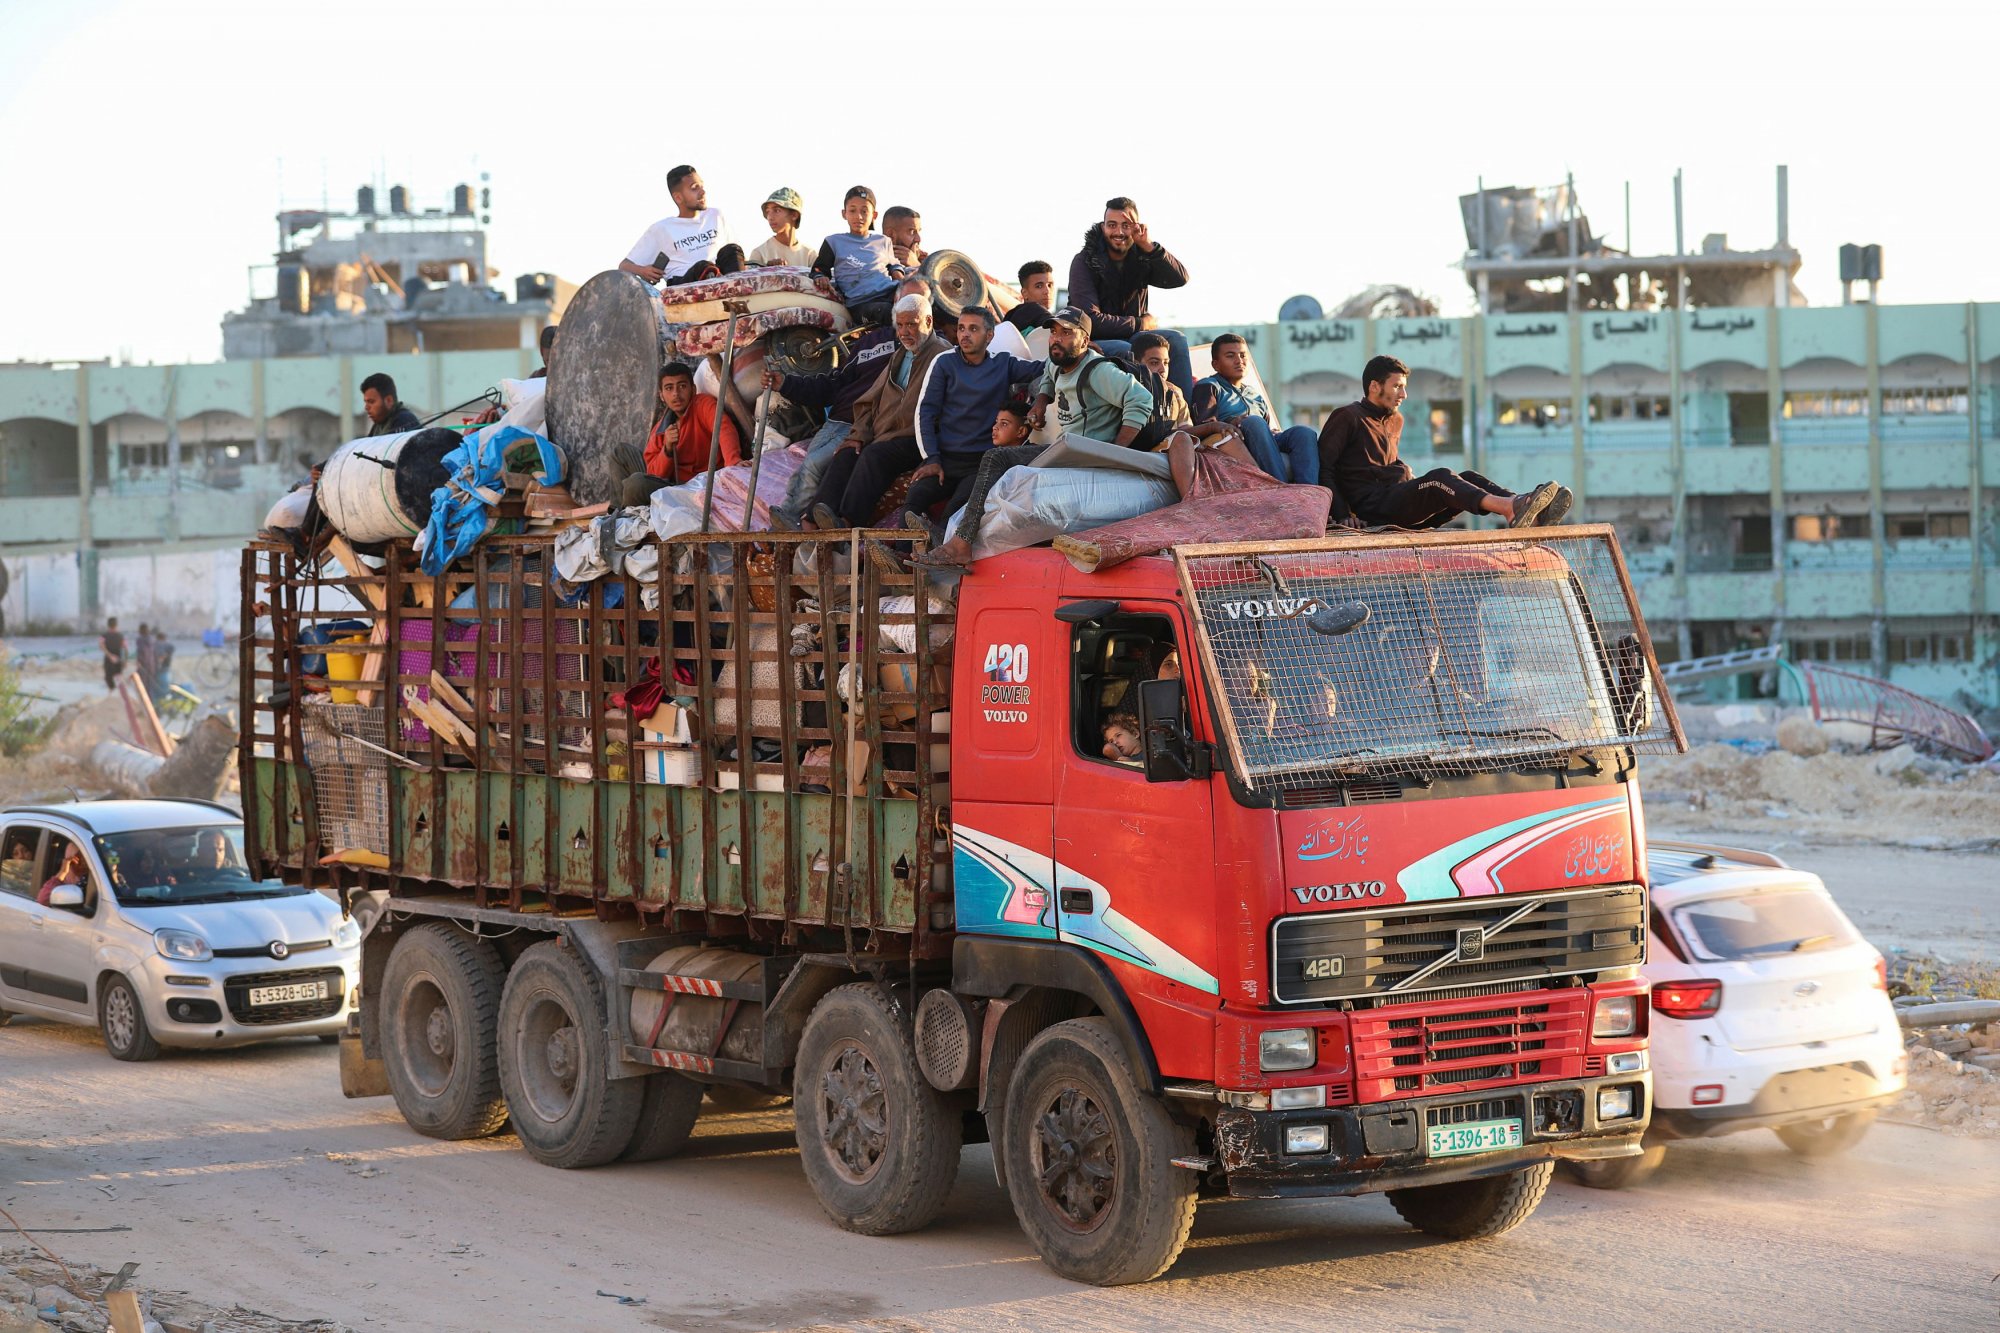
806, 291, 953, 529
1067, 196, 1194, 398
912, 306, 1149, 570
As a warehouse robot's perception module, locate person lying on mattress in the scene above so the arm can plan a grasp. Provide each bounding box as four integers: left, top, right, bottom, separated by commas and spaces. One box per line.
812, 185, 915, 327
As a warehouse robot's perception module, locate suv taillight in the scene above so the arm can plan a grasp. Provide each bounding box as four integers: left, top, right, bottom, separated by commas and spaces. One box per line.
1872, 955, 1888, 991
1652, 979, 1722, 1019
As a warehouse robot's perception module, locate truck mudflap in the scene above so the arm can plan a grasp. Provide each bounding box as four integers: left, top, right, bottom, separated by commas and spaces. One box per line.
1212, 1075, 1650, 1200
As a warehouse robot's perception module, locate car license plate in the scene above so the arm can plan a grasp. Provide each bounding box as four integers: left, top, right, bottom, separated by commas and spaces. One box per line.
248, 980, 327, 1007
1426, 1117, 1523, 1158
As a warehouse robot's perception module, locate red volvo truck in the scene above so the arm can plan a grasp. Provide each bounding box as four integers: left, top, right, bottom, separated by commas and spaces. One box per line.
244, 522, 1681, 1285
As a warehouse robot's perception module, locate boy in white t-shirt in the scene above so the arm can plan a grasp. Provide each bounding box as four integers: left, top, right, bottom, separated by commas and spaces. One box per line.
618, 165, 734, 284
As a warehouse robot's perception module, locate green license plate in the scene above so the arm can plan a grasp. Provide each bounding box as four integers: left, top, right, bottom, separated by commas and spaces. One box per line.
1426, 1117, 1523, 1158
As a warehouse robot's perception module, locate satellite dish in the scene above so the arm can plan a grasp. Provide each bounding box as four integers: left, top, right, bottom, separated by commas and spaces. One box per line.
1279, 294, 1324, 323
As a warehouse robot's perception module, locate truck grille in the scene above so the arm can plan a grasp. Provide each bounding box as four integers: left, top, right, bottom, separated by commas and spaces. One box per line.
1271, 884, 1644, 1005
223, 966, 345, 1026
1353, 990, 1591, 1103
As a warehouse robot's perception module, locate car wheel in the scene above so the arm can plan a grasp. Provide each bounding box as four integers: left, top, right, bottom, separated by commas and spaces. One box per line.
497, 941, 643, 1169
100, 975, 162, 1062
1561, 1144, 1665, 1190
1775, 1109, 1876, 1158
380, 923, 509, 1140
1387, 1161, 1553, 1240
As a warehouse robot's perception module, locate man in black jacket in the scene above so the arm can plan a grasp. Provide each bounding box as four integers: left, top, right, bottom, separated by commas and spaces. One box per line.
1066, 197, 1193, 398
360, 373, 421, 436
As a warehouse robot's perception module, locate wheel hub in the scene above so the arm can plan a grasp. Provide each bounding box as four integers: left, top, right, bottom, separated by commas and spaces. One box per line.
425, 1006, 454, 1059
545, 1025, 578, 1083
820, 1042, 889, 1184
1035, 1086, 1116, 1233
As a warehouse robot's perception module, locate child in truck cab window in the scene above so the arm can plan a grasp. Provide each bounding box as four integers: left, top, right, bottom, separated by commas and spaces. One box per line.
1101, 713, 1143, 763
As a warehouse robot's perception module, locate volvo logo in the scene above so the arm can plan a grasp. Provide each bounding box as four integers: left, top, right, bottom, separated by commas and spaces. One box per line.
1456, 928, 1486, 961
269, 940, 290, 959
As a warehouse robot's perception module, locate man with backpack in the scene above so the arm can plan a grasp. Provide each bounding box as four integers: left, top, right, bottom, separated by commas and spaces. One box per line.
1190, 332, 1320, 482
912, 307, 1156, 570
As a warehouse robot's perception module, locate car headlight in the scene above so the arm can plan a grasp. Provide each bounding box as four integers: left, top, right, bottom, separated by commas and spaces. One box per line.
1259, 1028, 1315, 1072
334, 917, 362, 948
1593, 995, 1638, 1038
154, 928, 212, 962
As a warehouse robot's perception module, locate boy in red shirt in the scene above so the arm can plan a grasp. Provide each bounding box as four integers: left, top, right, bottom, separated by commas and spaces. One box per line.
622, 364, 742, 505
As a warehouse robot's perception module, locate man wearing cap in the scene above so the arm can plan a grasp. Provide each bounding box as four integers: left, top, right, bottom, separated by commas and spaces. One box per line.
618, 165, 734, 285
1067, 196, 1194, 398
914, 306, 1147, 570
750, 187, 814, 268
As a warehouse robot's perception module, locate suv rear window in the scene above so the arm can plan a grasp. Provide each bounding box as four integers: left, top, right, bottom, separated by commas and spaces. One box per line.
1670, 888, 1857, 961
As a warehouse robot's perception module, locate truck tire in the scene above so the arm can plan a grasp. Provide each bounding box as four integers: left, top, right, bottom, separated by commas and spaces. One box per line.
620, 1072, 705, 1163
100, 974, 162, 1063
1775, 1109, 1876, 1158
1560, 1144, 1665, 1190
1387, 1161, 1553, 1240
793, 983, 961, 1235
380, 924, 509, 1140
497, 941, 643, 1169
1000, 1017, 1196, 1286
706, 1085, 789, 1113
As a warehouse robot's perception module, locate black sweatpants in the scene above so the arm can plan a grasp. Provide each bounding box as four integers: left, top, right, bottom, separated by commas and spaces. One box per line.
814, 436, 922, 527
1353, 468, 1512, 530
902, 451, 985, 520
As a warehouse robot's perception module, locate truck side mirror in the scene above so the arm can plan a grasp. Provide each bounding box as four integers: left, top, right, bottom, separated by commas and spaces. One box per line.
1137, 677, 1209, 783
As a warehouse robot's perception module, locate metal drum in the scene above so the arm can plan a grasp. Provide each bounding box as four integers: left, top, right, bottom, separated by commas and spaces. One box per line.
545, 270, 674, 506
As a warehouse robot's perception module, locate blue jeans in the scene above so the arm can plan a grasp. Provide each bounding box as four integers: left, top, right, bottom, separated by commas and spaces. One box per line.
777, 418, 851, 523
1237, 417, 1320, 484
1094, 327, 1194, 401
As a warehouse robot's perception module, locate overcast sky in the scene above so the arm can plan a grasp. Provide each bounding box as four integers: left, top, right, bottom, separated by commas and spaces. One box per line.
1, 0, 1992, 366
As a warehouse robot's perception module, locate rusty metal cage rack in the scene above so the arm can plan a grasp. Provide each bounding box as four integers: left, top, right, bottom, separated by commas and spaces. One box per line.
240, 529, 955, 957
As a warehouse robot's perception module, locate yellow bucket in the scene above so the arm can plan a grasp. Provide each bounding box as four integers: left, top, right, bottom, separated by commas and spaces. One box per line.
327, 633, 369, 703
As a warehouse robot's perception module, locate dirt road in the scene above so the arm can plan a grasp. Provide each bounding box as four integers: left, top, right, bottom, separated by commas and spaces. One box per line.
1, 1011, 1992, 1333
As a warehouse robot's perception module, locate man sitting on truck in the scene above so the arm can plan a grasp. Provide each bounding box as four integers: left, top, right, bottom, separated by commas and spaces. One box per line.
902, 306, 1045, 521
618, 364, 742, 505
1191, 334, 1318, 482
1068, 197, 1194, 398
361, 373, 421, 436
806, 292, 951, 528
1320, 355, 1571, 530
883, 205, 926, 269
1005, 260, 1059, 335
618, 165, 733, 285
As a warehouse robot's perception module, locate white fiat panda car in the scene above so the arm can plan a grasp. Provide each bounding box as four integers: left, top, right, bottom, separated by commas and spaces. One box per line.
1564, 839, 1906, 1188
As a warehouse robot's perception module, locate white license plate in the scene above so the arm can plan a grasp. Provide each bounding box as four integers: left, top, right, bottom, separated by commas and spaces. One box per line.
248, 980, 328, 1007
1426, 1117, 1523, 1158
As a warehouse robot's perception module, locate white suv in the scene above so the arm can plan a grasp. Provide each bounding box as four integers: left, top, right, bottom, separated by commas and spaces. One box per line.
0, 800, 360, 1060
1565, 839, 1906, 1188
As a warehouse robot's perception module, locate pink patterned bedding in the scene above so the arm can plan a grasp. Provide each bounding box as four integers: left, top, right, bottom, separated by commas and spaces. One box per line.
658, 266, 833, 306
673, 307, 839, 357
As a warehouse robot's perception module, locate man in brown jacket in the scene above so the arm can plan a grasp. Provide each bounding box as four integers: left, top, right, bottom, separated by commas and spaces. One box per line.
808, 291, 952, 528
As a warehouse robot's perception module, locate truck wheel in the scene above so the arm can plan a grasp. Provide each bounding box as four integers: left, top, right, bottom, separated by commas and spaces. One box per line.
1775, 1109, 1876, 1158
706, 1085, 790, 1113
1560, 1144, 1665, 1190
620, 1072, 705, 1163
793, 983, 962, 1235
1000, 1017, 1196, 1286
1387, 1161, 1553, 1240
380, 924, 509, 1140
498, 941, 643, 1169
100, 975, 162, 1062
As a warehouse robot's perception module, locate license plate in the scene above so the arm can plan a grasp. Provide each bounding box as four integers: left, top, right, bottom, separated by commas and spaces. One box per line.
248, 980, 328, 1006
1426, 1117, 1523, 1158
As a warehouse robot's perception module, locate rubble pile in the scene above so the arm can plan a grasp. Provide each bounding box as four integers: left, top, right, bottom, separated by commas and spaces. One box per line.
0, 1250, 352, 1333
1889, 962, 2000, 1139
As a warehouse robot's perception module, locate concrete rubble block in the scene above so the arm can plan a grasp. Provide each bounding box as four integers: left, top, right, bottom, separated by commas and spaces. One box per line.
1775, 715, 1831, 757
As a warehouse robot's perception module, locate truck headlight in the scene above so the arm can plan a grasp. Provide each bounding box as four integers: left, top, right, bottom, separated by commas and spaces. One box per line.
1593, 995, 1638, 1038
153, 928, 212, 962
1598, 1086, 1637, 1122
1259, 1028, 1315, 1072
1283, 1124, 1330, 1155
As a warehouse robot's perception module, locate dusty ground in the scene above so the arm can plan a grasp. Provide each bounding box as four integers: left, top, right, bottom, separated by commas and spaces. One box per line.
3, 835, 1996, 1333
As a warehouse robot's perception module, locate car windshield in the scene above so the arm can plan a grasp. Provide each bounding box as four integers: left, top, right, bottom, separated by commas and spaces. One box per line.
96, 826, 303, 906
1671, 888, 1858, 961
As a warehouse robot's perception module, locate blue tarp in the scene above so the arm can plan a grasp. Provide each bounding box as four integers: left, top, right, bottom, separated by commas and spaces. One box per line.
420, 426, 565, 576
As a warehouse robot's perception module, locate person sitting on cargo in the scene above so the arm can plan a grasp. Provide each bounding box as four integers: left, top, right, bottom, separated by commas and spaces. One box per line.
1026, 307, 1155, 444
618, 165, 734, 285
812, 186, 913, 327
805, 293, 951, 529
1100, 712, 1143, 763
530, 324, 558, 379
903, 306, 1045, 520
1190, 334, 1317, 482
361, 373, 421, 437
1131, 332, 1191, 428
617, 364, 742, 506
883, 206, 926, 268
764, 279, 925, 528
1005, 261, 1059, 335
749, 187, 814, 268
1067, 197, 1194, 399
1320, 355, 1570, 530
714, 244, 746, 275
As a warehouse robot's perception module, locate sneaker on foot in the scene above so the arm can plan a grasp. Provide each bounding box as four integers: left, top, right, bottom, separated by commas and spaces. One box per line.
811, 502, 842, 531
1539, 485, 1574, 526
1508, 481, 1562, 528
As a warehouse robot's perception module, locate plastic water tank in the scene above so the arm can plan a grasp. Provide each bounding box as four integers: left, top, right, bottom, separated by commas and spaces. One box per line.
357, 185, 377, 216
389, 184, 410, 215
276, 263, 310, 315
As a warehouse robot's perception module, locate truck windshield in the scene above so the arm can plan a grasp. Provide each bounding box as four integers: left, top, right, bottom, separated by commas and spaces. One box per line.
1177, 533, 1677, 789
97, 826, 303, 906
